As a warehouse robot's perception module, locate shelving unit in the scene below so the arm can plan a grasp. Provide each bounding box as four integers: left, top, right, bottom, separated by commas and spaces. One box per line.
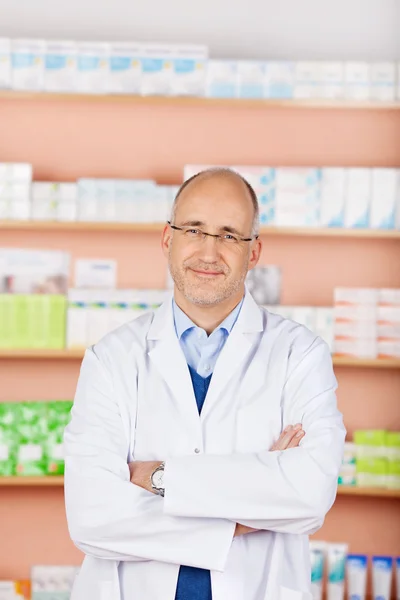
1, 90, 400, 110
1, 220, 400, 239
2, 74, 400, 581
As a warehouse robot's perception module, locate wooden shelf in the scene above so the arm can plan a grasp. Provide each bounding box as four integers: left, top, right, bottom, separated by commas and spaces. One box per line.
0, 349, 84, 359
0, 476, 64, 487
332, 356, 400, 369
1, 220, 400, 239
1, 477, 399, 498
337, 486, 400, 498
1, 90, 399, 110
0, 350, 399, 368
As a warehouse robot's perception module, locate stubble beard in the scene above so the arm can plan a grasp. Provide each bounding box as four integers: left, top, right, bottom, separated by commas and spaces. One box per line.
168, 254, 248, 306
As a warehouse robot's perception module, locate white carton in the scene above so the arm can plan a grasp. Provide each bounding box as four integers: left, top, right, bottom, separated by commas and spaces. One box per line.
139, 43, 174, 96
377, 340, 400, 358
11, 39, 45, 91
334, 339, 377, 358
275, 168, 321, 227
0, 38, 11, 89
108, 42, 142, 94
31, 182, 58, 220
44, 40, 77, 92
76, 42, 109, 94
114, 179, 134, 222
8, 182, 30, 220
206, 60, 238, 98
237, 61, 265, 99
344, 62, 370, 100
57, 182, 77, 221
132, 180, 157, 223
344, 168, 371, 228
87, 289, 112, 345
264, 61, 295, 99
77, 179, 98, 221
370, 168, 397, 229
75, 259, 117, 289
66, 289, 89, 349
32, 565, 79, 598
379, 288, 400, 305
370, 62, 396, 101
0, 162, 33, 182
397, 62, 400, 100
320, 62, 344, 99
294, 61, 320, 99
171, 44, 208, 97
334, 286, 378, 305
152, 185, 170, 223
96, 179, 115, 222
320, 168, 346, 227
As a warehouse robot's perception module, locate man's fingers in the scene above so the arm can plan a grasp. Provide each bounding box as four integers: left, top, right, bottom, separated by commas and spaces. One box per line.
287, 430, 305, 448
271, 424, 304, 451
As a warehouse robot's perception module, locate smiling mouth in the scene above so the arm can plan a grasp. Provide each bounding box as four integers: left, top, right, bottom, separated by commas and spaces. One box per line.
190, 269, 224, 277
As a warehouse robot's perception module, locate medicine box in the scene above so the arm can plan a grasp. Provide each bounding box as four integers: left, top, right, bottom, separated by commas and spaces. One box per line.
237, 60, 265, 99
76, 42, 109, 94
171, 44, 208, 97
344, 168, 371, 228
108, 42, 142, 94
66, 289, 89, 349
139, 43, 174, 96
370, 62, 396, 101
44, 40, 77, 92
320, 168, 346, 227
294, 61, 320, 99
320, 62, 344, 99
275, 168, 321, 227
264, 61, 295, 99
370, 168, 397, 229
206, 60, 238, 98
11, 39, 45, 91
344, 62, 370, 100
0, 38, 11, 89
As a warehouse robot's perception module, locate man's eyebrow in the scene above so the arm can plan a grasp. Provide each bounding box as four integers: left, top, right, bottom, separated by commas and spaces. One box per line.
179, 221, 244, 236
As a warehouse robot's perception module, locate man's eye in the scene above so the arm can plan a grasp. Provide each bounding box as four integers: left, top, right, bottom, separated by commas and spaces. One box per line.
187, 229, 200, 235
223, 234, 238, 242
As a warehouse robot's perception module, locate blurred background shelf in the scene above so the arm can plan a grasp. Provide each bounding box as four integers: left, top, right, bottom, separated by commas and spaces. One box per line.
1, 91, 399, 110
1, 477, 399, 498
1, 220, 400, 239
0, 349, 399, 368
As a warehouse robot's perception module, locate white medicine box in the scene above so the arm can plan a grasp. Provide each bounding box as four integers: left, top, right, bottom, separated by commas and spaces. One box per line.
171, 44, 208, 97
76, 42, 109, 94
108, 42, 142, 94
237, 61, 265, 99
206, 60, 238, 98
11, 39, 45, 91
370, 62, 396, 101
344, 62, 370, 100
0, 38, 11, 89
139, 43, 174, 96
44, 40, 77, 92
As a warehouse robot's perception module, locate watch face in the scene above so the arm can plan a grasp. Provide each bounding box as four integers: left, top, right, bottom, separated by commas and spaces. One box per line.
153, 469, 164, 489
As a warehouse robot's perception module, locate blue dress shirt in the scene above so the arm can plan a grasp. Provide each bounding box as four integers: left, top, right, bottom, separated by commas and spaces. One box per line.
172, 297, 244, 377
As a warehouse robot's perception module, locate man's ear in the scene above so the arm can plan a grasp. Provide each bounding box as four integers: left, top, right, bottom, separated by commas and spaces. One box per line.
161, 224, 172, 258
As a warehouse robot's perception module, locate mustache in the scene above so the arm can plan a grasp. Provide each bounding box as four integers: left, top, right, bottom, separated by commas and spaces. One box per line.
184, 261, 228, 274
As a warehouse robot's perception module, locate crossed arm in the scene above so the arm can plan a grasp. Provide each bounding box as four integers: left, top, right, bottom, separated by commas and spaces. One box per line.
129, 423, 306, 538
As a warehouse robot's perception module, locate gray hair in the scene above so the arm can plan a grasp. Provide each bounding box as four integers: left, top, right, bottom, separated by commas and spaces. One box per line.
170, 167, 260, 237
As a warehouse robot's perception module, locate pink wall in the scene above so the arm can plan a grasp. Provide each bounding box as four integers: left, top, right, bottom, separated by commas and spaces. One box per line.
1, 96, 399, 591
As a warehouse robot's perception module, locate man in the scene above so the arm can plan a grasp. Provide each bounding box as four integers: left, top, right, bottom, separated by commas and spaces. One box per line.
64, 168, 345, 600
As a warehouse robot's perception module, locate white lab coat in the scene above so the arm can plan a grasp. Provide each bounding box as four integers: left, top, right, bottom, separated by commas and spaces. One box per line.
64, 290, 346, 600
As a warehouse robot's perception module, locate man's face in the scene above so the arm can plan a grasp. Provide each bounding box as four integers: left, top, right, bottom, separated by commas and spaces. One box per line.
163, 174, 262, 307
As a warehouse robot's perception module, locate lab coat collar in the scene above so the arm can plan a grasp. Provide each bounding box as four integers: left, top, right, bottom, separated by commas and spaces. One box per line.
148, 286, 263, 341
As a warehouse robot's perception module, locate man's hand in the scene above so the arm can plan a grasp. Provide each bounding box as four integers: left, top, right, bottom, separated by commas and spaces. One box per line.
233, 423, 305, 537
129, 460, 162, 493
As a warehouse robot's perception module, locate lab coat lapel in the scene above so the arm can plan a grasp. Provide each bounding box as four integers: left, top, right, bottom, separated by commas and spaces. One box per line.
200, 291, 264, 421
147, 297, 200, 430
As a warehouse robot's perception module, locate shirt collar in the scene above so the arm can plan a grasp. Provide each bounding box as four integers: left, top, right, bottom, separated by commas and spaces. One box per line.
173, 297, 244, 340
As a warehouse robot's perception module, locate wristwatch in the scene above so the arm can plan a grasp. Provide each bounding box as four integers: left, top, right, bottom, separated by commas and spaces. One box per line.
150, 462, 165, 497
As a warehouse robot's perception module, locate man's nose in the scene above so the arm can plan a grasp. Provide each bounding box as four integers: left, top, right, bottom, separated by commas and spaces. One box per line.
198, 234, 221, 261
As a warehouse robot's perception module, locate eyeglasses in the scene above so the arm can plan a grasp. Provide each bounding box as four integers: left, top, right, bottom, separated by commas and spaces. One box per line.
167, 222, 258, 245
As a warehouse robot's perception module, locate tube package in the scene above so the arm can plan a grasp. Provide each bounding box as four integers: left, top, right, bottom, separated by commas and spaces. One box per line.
346, 554, 367, 600
372, 556, 393, 600
327, 543, 348, 600
310, 541, 326, 600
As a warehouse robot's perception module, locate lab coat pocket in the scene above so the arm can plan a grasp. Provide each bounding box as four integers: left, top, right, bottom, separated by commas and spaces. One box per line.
236, 392, 281, 453
279, 586, 312, 600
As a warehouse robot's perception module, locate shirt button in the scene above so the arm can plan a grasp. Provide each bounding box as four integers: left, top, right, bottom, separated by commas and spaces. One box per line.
194, 448, 200, 454
204, 364, 210, 371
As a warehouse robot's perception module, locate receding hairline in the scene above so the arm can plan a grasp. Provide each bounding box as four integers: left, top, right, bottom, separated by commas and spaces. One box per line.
171, 168, 260, 235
